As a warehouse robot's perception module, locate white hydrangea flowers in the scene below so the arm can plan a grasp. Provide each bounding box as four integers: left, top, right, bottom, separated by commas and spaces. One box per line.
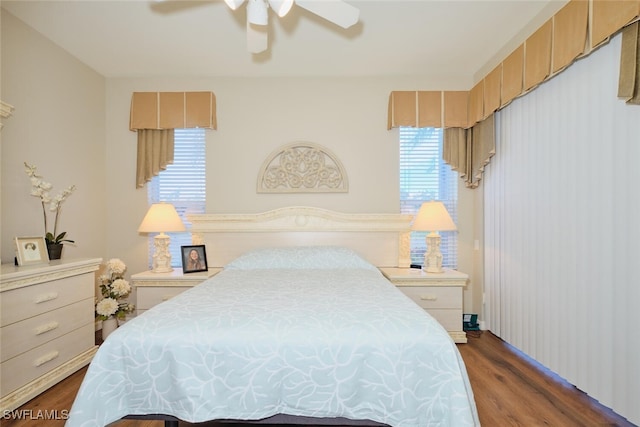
96, 258, 135, 321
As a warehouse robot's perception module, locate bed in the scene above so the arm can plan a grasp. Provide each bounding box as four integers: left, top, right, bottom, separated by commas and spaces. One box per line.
66, 207, 479, 427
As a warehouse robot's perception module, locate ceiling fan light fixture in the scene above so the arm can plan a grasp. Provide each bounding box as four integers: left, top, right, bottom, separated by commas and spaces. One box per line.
224, 0, 246, 10
268, 0, 294, 17
247, 0, 268, 25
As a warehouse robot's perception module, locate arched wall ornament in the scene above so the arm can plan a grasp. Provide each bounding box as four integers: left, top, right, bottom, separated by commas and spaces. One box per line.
257, 142, 348, 193
1, 100, 15, 131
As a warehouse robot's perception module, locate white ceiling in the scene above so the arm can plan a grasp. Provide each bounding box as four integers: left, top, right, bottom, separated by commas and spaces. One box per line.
2, 0, 568, 86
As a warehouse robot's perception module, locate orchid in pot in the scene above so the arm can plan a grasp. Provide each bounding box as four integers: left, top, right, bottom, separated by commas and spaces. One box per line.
24, 162, 76, 258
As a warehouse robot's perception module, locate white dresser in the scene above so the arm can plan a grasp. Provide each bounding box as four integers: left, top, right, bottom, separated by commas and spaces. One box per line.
380, 267, 469, 343
133, 268, 221, 315
0, 258, 101, 412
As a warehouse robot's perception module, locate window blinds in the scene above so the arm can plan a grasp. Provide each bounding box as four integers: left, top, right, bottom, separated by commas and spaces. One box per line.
399, 127, 458, 268
148, 128, 206, 268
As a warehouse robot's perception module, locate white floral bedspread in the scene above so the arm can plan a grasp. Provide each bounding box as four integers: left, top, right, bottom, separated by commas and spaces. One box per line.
67, 268, 479, 427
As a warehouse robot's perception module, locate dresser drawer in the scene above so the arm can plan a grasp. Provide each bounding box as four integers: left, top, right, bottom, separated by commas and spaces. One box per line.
0, 274, 93, 327
0, 323, 94, 396
397, 286, 462, 310
0, 298, 93, 363
136, 286, 192, 310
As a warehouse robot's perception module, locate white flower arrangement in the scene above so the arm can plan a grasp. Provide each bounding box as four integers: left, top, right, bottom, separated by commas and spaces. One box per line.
24, 162, 76, 245
95, 258, 135, 321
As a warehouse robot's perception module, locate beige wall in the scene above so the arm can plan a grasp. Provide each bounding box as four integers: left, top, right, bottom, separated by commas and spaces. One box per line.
2, 10, 483, 317
1, 11, 106, 265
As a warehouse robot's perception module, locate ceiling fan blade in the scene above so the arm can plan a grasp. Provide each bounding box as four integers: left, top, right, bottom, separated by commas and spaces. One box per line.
247, 21, 268, 53
224, 0, 246, 10
294, 0, 359, 29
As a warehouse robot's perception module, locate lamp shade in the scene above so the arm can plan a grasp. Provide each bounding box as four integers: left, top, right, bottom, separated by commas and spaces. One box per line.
411, 201, 457, 232
138, 203, 186, 233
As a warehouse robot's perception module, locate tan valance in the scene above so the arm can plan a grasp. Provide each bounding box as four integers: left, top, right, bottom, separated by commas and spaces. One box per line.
443, 115, 496, 189
443, 91, 470, 128
387, 91, 442, 129
469, 82, 484, 125
130, 91, 217, 130
389, 0, 639, 191
524, 20, 553, 91
501, 45, 525, 107
483, 65, 502, 117
591, 0, 640, 48
130, 91, 216, 188
388, 91, 479, 129
619, 21, 640, 104
553, 0, 589, 73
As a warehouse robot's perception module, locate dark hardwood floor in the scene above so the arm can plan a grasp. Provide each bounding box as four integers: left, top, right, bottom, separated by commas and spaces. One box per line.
2, 331, 635, 426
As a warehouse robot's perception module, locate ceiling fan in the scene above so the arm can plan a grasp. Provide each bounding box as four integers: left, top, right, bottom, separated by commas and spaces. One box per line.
224, 0, 360, 53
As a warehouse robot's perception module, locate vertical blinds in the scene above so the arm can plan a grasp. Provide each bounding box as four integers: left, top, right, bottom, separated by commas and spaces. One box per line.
483, 34, 640, 425
399, 127, 458, 268
148, 128, 206, 268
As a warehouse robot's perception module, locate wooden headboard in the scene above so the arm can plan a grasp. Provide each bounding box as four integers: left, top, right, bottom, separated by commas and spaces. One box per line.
188, 206, 413, 268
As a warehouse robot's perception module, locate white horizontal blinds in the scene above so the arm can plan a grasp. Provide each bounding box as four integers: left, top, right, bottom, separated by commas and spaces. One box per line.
148, 128, 206, 268
484, 34, 640, 425
399, 127, 458, 268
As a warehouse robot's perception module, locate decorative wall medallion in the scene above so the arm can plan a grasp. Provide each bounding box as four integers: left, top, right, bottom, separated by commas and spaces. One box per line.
257, 142, 348, 193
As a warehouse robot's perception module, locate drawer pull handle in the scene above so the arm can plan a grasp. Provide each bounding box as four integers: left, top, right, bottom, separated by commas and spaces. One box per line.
34, 351, 59, 367
420, 295, 438, 301
35, 321, 60, 335
162, 295, 173, 301
34, 292, 59, 304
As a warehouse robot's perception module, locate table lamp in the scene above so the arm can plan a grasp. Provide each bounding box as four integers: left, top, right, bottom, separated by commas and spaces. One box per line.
138, 202, 186, 273
411, 201, 457, 273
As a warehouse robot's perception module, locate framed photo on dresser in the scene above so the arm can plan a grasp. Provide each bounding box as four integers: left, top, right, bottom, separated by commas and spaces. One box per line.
15, 236, 49, 266
181, 245, 208, 273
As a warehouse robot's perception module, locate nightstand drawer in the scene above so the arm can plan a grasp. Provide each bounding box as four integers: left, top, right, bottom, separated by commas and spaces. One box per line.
137, 286, 192, 310
397, 286, 461, 310
427, 309, 463, 331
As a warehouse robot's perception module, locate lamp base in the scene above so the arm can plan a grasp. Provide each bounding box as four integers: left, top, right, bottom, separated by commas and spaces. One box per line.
151, 233, 173, 273
423, 231, 444, 274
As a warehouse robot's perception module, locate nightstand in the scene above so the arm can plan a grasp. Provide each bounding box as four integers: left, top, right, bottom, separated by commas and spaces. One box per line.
380, 267, 468, 343
132, 268, 222, 315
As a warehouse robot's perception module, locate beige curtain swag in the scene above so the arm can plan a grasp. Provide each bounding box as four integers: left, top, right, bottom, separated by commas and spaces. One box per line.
619, 21, 640, 104
443, 115, 495, 189
136, 129, 175, 188
130, 91, 217, 188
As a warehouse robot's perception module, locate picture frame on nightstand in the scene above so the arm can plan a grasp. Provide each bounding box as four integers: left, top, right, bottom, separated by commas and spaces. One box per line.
181, 245, 208, 273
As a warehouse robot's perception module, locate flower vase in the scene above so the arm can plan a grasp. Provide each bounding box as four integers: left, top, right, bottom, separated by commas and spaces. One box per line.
101, 317, 118, 340
47, 243, 63, 260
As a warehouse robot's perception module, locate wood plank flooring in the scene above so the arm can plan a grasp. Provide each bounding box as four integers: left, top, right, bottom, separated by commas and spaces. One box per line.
2, 331, 635, 426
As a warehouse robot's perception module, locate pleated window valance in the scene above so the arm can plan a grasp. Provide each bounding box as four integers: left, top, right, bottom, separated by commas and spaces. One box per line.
130, 91, 217, 130
387, 91, 471, 129
388, 0, 640, 132
388, 1, 640, 191
130, 91, 217, 188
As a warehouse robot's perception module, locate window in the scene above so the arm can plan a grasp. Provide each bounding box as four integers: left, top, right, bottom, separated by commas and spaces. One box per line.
148, 128, 206, 268
399, 127, 458, 268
